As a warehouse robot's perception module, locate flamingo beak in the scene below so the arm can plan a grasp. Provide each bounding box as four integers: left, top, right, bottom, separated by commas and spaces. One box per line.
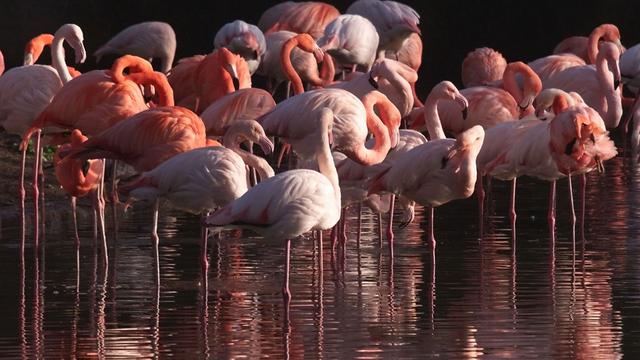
391, 128, 400, 148
258, 135, 274, 155
455, 94, 469, 120
614, 78, 621, 90
328, 129, 334, 146
75, 42, 87, 64
519, 94, 535, 111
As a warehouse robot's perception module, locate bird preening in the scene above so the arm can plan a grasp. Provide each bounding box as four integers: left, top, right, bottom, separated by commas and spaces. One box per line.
1, 0, 637, 337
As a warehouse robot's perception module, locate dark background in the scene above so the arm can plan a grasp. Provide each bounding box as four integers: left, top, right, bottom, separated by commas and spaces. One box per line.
2, 0, 640, 97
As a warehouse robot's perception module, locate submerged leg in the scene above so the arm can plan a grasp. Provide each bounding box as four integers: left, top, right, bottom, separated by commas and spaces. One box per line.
548, 180, 556, 236
509, 178, 517, 232
387, 194, 395, 259
427, 207, 435, 250
283, 239, 292, 305
151, 199, 160, 286
32, 130, 42, 248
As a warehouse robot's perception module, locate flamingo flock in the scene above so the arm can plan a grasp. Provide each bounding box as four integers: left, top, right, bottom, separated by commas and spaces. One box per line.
3, 1, 637, 320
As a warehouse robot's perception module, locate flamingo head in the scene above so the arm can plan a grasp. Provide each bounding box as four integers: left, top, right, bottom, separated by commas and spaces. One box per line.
433, 81, 468, 120
224, 120, 274, 155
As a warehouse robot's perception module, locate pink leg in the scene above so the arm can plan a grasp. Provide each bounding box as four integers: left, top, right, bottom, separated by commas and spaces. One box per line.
277, 144, 290, 169
356, 203, 362, 249
92, 187, 108, 268
152, 199, 160, 286
387, 194, 395, 259
318, 230, 323, 282
38, 147, 46, 239
330, 223, 338, 254
283, 238, 292, 305
32, 130, 42, 249
200, 213, 209, 275
339, 208, 347, 244
111, 160, 120, 230
427, 207, 435, 250
509, 178, 517, 236
71, 197, 80, 250
477, 177, 485, 238
20, 147, 26, 250
548, 180, 557, 238
377, 213, 383, 248
567, 173, 577, 249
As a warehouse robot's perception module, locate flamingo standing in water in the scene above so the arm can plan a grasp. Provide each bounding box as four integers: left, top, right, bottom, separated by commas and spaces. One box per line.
544, 42, 622, 129
259, 88, 400, 166
119, 120, 274, 272
53, 130, 104, 259
258, 1, 340, 40
214, 20, 266, 75
0, 24, 86, 245
168, 48, 251, 113
317, 15, 380, 73
94, 21, 177, 73
461, 47, 507, 88
204, 108, 340, 308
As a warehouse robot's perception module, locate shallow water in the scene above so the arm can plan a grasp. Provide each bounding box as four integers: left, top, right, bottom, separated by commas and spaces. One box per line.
1, 154, 640, 359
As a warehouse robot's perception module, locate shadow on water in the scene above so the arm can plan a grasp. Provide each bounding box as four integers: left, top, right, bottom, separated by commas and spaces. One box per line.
0, 154, 640, 358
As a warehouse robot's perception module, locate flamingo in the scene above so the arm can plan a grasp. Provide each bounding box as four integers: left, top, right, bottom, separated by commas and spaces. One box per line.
0, 24, 85, 246
346, 0, 421, 56
277, 33, 333, 96
258, 1, 340, 40
23, 33, 82, 77
544, 42, 622, 129
532, 88, 585, 121
53, 130, 104, 258
200, 88, 276, 136
461, 47, 507, 88
94, 21, 176, 73
476, 96, 617, 236
552, 23, 623, 64
411, 62, 542, 136
259, 88, 400, 166
384, 32, 423, 106
203, 108, 340, 306
331, 58, 417, 117
317, 14, 380, 73
168, 48, 251, 113
59, 102, 207, 281
118, 119, 275, 269
331, 129, 426, 254
368, 125, 486, 248
214, 20, 266, 75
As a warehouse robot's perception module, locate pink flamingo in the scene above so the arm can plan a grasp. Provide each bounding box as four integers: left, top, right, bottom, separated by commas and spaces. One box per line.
259, 88, 400, 166
532, 88, 585, 121
346, 0, 421, 55
23, 33, 82, 77
119, 120, 274, 272
258, 1, 340, 40
278, 33, 334, 96
461, 47, 507, 88
553, 24, 623, 64
53, 130, 104, 258
200, 88, 276, 136
368, 125, 485, 248
317, 14, 380, 73
384, 32, 423, 106
331, 58, 417, 117
60, 103, 207, 280
204, 108, 340, 308
476, 96, 616, 236
0, 24, 85, 244
412, 62, 541, 136
94, 21, 176, 73
545, 42, 622, 129
168, 48, 251, 113
214, 20, 266, 75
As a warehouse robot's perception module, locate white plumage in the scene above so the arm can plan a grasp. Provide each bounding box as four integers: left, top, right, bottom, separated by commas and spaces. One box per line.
317, 15, 380, 72
214, 20, 266, 75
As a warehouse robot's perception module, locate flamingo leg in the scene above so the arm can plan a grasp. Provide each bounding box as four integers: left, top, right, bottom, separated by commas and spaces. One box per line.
200, 213, 210, 275
330, 222, 338, 254
32, 130, 42, 249
339, 208, 347, 244
318, 230, 323, 283
356, 203, 362, 249
283, 238, 292, 305
71, 196, 79, 252
152, 199, 160, 286
580, 174, 586, 239
567, 173, 576, 249
548, 180, 557, 237
509, 178, 517, 237
387, 194, 395, 259
377, 213, 383, 248
20, 146, 26, 249
427, 207, 435, 250
92, 185, 108, 268
38, 147, 46, 239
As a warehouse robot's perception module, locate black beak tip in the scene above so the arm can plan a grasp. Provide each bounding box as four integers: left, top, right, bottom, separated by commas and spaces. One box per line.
614, 79, 621, 90
462, 107, 468, 120
232, 77, 240, 91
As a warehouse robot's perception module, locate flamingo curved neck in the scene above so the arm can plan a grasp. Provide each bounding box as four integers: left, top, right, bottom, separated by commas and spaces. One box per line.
281, 39, 305, 95
424, 97, 447, 140
502, 67, 524, 105
316, 112, 341, 201
349, 103, 392, 165
51, 34, 72, 83
596, 58, 623, 128
226, 136, 274, 181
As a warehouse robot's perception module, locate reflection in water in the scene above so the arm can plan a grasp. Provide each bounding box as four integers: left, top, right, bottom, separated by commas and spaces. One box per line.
1, 156, 639, 358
